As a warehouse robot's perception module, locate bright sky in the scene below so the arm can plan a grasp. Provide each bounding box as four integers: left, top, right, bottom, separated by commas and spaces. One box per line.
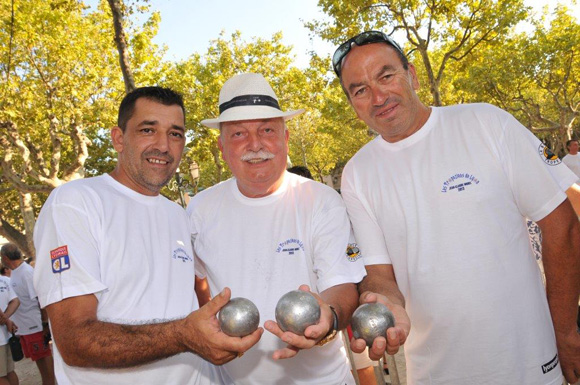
87, 0, 579, 68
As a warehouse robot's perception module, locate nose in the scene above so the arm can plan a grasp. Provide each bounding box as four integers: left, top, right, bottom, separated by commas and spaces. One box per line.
247, 131, 263, 151
153, 131, 170, 153
371, 86, 389, 107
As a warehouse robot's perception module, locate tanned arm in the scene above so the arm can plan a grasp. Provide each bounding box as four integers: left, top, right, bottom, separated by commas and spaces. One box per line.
537, 199, 580, 384
46, 287, 263, 368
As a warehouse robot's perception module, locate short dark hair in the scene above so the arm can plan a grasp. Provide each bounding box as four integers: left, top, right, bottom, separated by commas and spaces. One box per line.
566, 139, 578, 149
0, 244, 22, 261
287, 165, 313, 180
117, 87, 185, 131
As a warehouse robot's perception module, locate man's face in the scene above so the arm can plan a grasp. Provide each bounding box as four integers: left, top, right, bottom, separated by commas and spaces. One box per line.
568, 141, 579, 154
111, 98, 185, 196
219, 118, 289, 198
340, 43, 426, 143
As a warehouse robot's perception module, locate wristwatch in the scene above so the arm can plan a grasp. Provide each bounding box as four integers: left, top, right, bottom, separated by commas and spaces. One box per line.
316, 305, 339, 346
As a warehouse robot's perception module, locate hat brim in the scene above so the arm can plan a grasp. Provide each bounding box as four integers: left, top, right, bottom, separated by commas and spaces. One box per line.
201, 106, 305, 129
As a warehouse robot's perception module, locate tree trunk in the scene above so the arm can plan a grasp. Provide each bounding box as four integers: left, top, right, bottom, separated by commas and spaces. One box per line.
107, 0, 136, 94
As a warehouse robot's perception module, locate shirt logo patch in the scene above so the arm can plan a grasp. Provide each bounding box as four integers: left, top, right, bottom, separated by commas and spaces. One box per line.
276, 238, 305, 255
346, 243, 362, 262
538, 144, 561, 166
441, 173, 480, 193
172, 248, 193, 263
50, 246, 71, 273
541, 354, 559, 374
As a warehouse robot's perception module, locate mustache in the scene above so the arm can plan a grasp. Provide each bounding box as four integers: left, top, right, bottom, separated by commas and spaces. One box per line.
240, 150, 275, 162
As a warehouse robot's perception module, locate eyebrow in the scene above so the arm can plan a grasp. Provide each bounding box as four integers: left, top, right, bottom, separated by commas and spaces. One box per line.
347, 64, 398, 94
138, 120, 185, 132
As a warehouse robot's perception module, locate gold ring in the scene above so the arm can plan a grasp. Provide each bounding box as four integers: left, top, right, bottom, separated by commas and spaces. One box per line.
237, 352, 244, 358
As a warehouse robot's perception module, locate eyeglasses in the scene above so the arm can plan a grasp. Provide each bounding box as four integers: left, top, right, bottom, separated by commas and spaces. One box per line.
332, 31, 404, 77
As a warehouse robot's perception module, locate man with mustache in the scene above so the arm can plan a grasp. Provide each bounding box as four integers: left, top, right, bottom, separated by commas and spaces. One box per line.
333, 31, 580, 384
186, 73, 366, 384
32, 86, 261, 385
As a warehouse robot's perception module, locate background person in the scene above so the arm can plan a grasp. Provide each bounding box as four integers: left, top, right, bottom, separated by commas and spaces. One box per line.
0, 270, 19, 385
563, 139, 580, 182
32, 86, 261, 385
333, 30, 580, 384
1, 244, 54, 385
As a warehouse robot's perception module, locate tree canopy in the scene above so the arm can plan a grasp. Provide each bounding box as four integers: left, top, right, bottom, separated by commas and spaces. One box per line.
1, 0, 578, 256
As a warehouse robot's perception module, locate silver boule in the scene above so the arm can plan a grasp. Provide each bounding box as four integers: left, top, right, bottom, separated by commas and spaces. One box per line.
351, 303, 395, 347
218, 297, 260, 337
275, 290, 320, 335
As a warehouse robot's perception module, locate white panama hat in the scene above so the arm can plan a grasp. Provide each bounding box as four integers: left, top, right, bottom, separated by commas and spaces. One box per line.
201, 73, 305, 129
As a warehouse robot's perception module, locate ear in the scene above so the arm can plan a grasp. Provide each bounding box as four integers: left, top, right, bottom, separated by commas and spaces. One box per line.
408, 63, 420, 91
217, 135, 226, 161
111, 126, 124, 153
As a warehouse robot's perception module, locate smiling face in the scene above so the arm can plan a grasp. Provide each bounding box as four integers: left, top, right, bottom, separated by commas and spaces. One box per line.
340, 43, 430, 143
219, 118, 289, 198
110, 98, 186, 196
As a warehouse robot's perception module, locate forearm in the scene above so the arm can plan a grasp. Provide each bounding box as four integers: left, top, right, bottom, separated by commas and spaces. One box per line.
4, 299, 19, 319
320, 283, 359, 330
539, 200, 580, 333
358, 264, 405, 308
55, 317, 187, 368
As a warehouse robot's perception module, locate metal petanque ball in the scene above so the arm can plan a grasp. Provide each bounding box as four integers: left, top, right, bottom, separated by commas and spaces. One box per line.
218, 297, 260, 337
351, 303, 395, 347
275, 290, 321, 335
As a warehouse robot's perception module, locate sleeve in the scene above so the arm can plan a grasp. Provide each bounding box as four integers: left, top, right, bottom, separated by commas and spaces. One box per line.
33, 187, 108, 309
311, 191, 367, 292
496, 108, 577, 221
23, 268, 38, 300
186, 200, 206, 279
341, 160, 392, 266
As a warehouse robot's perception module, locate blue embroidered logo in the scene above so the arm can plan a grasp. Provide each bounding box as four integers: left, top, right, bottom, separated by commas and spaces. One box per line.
441, 173, 480, 193
276, 238, 305, 255
172, 248, 193, 263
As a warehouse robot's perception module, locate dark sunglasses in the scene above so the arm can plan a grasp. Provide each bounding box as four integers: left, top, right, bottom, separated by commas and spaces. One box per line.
332, 31, 404, 77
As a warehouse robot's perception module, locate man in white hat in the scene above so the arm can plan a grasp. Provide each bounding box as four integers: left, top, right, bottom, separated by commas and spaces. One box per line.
187, 73, 366, 384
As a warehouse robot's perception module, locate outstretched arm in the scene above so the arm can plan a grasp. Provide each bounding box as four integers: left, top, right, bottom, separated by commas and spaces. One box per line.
47, 287, 263, 368
537, 199, 580, 384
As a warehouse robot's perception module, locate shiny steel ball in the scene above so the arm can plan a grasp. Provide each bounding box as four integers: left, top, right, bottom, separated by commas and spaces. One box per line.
218, 297, 260, 337
275, 290, 321, 335
351, 303, 395, 346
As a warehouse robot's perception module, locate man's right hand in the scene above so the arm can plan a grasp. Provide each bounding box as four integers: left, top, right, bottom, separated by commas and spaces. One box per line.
180, 287, 263, 365
349, 291, 410, 360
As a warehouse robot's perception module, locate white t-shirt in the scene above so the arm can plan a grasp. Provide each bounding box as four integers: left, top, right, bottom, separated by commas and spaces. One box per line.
341, 104, 577, 385
562, 153, 580, 182
10, 262, 42, 336
0, 276, 17, 345
33, 174, 222, 385
187, 172, 366, 385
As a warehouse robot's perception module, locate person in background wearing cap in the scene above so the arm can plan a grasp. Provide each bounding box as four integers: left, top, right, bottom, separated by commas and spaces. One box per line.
332, 31, 580, 384
32, 86, 261, 385
187, 73, 366, 384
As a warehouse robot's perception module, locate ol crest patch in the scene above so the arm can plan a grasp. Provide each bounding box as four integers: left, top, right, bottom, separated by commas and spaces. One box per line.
50, 246, 71, 273
346, 243, 362, 262
538, 143, 561, 166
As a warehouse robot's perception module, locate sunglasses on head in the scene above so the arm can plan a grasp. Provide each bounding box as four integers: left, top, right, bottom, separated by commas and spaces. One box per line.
332, 31, 404, 77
